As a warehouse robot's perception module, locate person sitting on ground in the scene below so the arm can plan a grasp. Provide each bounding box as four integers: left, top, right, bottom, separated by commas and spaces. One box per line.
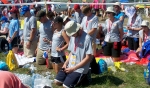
0, 71, 28, 88
35, 10, 53, 68
54, 21, 93, 88
20, 6, 38, 58
0, 16, 9, 37
7, 8, 20, 54
51, 17, 69, 74
136, 20, 150, 55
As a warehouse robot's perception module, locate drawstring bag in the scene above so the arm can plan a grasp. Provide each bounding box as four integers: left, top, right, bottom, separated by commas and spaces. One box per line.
98, 59, 107, 74
6, 51, 18, 70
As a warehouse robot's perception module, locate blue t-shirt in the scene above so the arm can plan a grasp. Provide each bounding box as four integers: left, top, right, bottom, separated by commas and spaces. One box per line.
1, 22, 9, 30
114, 12, 124, 20
9, 19, 20, 38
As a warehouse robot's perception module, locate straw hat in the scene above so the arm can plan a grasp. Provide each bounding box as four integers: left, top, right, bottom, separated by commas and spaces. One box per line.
106, 7, 116, 13
64, 21, 81, 36
141, 20, 149, 27
60, 14, 68, 22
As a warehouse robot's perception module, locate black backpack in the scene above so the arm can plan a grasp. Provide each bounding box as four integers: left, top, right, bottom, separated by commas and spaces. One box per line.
0, 37, 9, 52
90, 55, 99, 74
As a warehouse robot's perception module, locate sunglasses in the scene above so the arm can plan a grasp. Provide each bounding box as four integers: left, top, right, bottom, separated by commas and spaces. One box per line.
106, 12, 112, 14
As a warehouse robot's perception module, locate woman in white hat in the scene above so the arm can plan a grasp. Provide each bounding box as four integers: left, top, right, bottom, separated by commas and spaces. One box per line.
126, 6, 142, 51
136, 20, 150, 54
103, 7, 123, 62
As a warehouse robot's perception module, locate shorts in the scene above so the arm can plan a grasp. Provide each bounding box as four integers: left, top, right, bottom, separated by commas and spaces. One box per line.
55, 70, 82, 88
51, 56, 66, 64
11, 36, 20, 48
103, 42, 121, 57
127, 37, 139, 50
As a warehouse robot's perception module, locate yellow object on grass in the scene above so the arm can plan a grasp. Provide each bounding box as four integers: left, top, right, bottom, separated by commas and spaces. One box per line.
20, 20, 41, 30
6, 51, 18, 70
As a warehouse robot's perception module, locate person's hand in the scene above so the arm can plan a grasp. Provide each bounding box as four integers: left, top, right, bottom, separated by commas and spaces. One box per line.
127, 26, 132, 30
7, 37, 12, 43
62, 64, 67, 71
65, 67, 75, 73
56, 47, 61, 52
26, 42, 31, 49
20, 40, 24, 45
43, 38, 48, 42
35, 48, 37, 55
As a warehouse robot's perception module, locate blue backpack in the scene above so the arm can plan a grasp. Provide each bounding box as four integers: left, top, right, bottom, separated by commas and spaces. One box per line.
98, 59, 107, 74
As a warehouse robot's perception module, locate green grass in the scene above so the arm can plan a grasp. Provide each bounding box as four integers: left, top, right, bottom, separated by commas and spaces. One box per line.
0, 52, 150, 88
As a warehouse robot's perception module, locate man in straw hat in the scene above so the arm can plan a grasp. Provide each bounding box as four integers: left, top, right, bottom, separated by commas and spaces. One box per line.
113, 2, 125, 24
54, 21, 93, 88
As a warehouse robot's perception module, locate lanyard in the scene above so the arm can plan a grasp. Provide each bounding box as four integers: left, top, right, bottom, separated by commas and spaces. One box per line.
108, 20, 113, 33
74, 31, 82, 52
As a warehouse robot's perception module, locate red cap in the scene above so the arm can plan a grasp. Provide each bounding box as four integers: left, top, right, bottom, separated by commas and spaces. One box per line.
9, 8, 19, 13
74, 4, 80, 10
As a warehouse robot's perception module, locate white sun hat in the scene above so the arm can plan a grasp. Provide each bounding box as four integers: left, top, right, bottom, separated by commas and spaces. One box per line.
106, 7, 116, 13
114, 2, 121, 7
141, 20, 149, 27
60, 14, 68, 22
64, 21, 81, 36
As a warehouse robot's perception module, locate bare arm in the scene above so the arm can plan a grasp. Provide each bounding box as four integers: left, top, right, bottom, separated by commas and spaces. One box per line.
74, 54, 92, 70
136, 37, 142, 53
0, 28, 8, 34
119, 28, 124, 40
88, 28, 97, 35
61, 30, 70, 51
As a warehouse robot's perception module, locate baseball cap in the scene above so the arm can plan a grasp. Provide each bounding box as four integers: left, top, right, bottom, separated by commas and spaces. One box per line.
74, 4, 80, 10
54, 16, 63, 23
9, 8, 19, 14
36, 10, 46, 21
20, 6, 30, 16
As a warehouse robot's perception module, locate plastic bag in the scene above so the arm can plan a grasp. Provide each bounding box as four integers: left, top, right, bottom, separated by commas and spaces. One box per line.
6, 51, 18, 70
0, 61, 9, 71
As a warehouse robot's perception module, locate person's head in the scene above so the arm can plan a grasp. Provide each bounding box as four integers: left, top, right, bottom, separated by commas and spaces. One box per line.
82, 5, 92, 16
36, 10, 48, 23
141, 20, 149, 31
106, 7, 116, 18
74, 4, 80, 12
64, 21, 81, 37
53, 16, 63, 29
113, 2, 122, 13
47, 11, 55, 21
9, 8, 19, 19
0, 16, 8, 23
20, 5, 30, 17
60, 14, 70, 25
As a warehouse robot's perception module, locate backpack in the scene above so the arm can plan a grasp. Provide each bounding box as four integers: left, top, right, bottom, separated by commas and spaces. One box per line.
0, 37, 9, 52
90, 56, 99, 74
98, 59, 107, 74
6, 51, 18, 70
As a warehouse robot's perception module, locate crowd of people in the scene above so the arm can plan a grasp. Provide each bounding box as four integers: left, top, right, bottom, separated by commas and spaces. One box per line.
0, 0, 150, 88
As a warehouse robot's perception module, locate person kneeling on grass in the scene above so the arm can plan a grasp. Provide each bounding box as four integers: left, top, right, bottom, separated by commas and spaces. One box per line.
54, 21, 93, 88
136, 20, 150, 55
51, 17, 70, 74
